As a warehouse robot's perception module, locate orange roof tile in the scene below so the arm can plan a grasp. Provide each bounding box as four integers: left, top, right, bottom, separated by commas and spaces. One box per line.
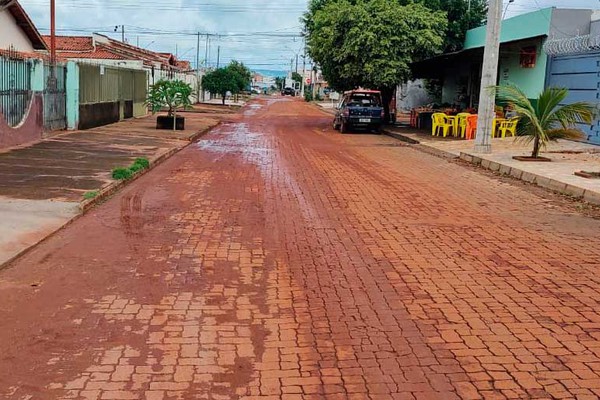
42, 36, 94, 52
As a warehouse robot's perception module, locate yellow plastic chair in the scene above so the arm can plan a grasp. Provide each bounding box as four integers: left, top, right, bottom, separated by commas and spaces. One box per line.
432, 113, 453, 137
497, 118, 519, 138
492, 117, 503, 138
455, 113, 470, 138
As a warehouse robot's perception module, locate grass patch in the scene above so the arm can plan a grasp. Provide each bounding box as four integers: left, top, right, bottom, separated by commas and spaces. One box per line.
112, 157, 151, 181
83, 190, 99, 200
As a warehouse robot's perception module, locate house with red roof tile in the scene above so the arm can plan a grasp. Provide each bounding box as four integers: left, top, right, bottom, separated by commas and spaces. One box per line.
42, 33, 192, 75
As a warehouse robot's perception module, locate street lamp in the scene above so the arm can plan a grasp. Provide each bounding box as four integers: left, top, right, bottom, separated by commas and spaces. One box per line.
503, 0, 515, 20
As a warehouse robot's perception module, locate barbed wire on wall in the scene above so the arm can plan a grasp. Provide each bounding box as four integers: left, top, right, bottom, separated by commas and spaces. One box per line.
543, 34, 600, 56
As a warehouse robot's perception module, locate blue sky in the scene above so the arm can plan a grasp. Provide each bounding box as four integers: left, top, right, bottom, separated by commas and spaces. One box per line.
18, 0, 600, 74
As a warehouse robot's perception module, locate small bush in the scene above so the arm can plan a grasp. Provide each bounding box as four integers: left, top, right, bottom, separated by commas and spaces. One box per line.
112, 158, 151, 180
304, 91, 313, 102
133, 157, 150, 169
83, 190, 99, 200
129, 163, 145, 173
112, 167, 133, 180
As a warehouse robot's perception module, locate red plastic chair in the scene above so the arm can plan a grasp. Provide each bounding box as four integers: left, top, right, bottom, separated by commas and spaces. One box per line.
465, 115, 478, 140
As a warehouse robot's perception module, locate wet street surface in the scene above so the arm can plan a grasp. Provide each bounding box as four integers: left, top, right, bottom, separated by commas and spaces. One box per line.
2, 97, 600, 399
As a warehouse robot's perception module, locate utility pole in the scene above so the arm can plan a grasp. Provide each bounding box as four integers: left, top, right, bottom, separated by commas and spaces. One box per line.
50, 0, 56, 65
204, 34, 209, 66
474, 0, 502, 154
295, 54, 298, 73
196, 32, 200, 103
300, 40, 307, 98
114, 25, 125, 43
216, 46, 220, 68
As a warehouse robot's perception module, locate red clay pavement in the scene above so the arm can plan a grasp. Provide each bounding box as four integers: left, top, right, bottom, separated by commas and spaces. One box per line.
2, 97, 600, 400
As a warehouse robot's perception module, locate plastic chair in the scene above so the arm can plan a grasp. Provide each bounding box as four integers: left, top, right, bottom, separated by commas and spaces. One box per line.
431, 113, 453, 137
455, 113, 470, 138
465, 115, 478, 140
497, 118, 519, 138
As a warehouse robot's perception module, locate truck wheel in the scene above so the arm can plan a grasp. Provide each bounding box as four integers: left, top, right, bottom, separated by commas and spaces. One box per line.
333, 121, 340, 130
340, 121, 349, 133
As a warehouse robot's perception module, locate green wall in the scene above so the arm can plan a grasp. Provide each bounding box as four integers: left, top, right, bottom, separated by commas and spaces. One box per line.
498, 39, 548, 100
464, 8, 552, 50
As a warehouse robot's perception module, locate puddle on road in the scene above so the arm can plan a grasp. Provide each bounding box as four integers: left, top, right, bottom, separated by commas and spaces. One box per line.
243, 103, 263, 117
196, 123, 272, 168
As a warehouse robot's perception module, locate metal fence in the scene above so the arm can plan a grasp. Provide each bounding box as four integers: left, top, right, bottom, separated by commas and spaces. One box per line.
79, 63, 147, 108
0, 52, 32, 127
43, 63, 67, 130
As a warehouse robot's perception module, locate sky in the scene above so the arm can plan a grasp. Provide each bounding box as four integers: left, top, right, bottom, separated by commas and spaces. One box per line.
17, 0, 600, 75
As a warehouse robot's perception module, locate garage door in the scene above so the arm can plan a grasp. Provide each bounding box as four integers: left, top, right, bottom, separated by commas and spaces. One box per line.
547, 52, 600, 144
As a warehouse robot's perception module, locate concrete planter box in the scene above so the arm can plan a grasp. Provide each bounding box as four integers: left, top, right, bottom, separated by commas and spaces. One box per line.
156, 115, 185, 130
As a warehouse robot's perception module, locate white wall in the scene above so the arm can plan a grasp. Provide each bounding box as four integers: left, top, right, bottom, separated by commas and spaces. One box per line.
396, 80, 433, 111
0, 11, 35, 52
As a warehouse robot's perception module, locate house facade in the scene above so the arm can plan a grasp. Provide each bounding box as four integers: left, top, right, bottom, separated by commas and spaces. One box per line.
0, 0, 49, 149
413, 8, 594, 106
413, 7, 600, 144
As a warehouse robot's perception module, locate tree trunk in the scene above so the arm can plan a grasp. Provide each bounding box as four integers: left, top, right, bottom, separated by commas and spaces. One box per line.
380, 87, 394, 124
532, 136, 541, 158
222, 93, 226, 105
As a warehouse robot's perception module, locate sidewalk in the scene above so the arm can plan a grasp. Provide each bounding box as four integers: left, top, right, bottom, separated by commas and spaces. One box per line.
0, 108, 232, 268
385, 126, 600, 205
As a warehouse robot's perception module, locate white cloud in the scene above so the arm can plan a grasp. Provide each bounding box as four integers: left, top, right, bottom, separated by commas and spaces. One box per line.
20, 0, 308, 74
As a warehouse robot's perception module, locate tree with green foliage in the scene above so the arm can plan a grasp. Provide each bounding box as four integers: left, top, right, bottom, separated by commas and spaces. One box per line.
292, 72, 303, 84
495, 84, 596, 158
202, 68, 238, 105
305, 0, 486, 53
227, 60, 252, 92
146, 79, 192, 117
416, 0, 487, 52
202, 61, 251, 105
305, 0, 447, 120
146, 79, 193, 130
275, 76, 285, 91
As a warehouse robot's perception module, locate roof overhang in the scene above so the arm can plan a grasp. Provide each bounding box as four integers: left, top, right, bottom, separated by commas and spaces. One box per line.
411, 48, 483, 79
2, 0, 48, 50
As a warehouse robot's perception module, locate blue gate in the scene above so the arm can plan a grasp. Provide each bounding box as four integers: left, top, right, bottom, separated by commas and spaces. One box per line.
547, 52, 600, 144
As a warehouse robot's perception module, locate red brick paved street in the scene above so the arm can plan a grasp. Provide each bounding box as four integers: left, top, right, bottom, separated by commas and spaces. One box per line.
2, 97, 600, 399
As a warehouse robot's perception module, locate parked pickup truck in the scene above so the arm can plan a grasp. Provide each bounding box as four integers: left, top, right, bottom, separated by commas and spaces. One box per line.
333, 90, 384, 133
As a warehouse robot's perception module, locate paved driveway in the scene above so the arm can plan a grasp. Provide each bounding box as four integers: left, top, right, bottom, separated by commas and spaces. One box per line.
0, 111, 223, 267
1, 98, 600, 399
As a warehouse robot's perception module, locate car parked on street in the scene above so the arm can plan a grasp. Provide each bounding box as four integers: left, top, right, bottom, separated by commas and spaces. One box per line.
282, 87, 296, 96
333, 90, 384, 133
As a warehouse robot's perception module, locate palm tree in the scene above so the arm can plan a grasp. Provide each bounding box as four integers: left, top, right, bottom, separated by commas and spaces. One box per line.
495, 84, 596, 158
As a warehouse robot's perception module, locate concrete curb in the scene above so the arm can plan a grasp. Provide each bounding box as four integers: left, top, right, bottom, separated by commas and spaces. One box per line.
313, 103, 337, 116
80, 121, 221, 213
382, 129, 458, 160
383, 129, 420, 145
382, 129, 600, 207
459, 152, 600, 206
0, 121, 221, 272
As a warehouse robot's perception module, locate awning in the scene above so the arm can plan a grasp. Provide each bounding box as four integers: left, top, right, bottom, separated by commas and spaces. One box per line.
411, 48, 483, 79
